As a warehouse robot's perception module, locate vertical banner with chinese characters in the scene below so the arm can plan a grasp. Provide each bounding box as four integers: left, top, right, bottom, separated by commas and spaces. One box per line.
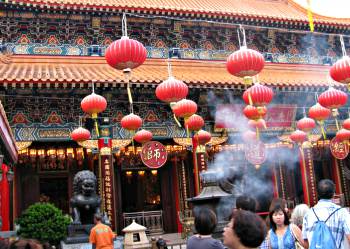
98, 124, 116, 230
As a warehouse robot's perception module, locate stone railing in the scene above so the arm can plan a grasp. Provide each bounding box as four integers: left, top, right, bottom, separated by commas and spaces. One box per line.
123, 210, 164, 235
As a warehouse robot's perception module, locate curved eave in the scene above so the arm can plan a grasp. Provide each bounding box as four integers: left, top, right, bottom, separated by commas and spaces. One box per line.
0, 55, 342, 90
3, 0, 350, 28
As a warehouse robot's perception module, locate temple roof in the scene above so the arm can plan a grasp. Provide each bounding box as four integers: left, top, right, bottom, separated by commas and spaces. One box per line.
0, 55, 339, 89
5, 0, 350, 26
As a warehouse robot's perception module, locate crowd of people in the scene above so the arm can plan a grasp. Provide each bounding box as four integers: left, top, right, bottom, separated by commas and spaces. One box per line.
186, 179, 350, 249
1, 179, 350, 249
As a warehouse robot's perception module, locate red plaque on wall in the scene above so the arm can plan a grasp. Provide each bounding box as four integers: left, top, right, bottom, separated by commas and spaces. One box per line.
330, 137, 349, 160
141, 141, 168, 168
244, 141, 266, 165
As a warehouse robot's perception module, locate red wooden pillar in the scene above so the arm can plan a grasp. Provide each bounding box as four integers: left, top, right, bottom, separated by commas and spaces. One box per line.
332, 157, 342, 194
271, 163, 279, 198
299, 147, 317, 206
1, 164, 10, 231
192, 137, 200, 195
171, 157, 182, 233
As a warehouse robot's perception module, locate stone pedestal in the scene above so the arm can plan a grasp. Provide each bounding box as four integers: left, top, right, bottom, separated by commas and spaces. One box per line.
65, 224, 94, 244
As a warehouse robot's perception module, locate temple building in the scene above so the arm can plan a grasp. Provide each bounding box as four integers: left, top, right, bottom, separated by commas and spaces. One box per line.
0, 0, 350, 234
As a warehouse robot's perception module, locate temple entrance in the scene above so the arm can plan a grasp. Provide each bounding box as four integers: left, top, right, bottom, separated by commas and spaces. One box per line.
39, 177, 69, 214
121, 169, 162, 212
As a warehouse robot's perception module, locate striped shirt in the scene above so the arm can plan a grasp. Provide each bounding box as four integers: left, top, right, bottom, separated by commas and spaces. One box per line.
302, 199, 350, 248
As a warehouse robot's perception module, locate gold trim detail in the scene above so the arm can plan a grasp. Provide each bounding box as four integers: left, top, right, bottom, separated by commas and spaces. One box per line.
16, 141, 32, 151
173, 136, 228, 146
78, 139, 132, 149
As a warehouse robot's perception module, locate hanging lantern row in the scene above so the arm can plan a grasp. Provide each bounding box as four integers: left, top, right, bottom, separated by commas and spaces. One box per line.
330, 36, 350, 87
308, 103, 331, 139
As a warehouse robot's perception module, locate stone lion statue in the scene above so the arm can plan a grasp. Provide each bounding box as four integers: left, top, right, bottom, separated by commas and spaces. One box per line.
70, 170, 101, 225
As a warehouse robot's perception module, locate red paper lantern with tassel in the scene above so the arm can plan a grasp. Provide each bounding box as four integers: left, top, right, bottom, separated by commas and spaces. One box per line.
121, 113, 143, 131
343, 118, 350, 130
336, 128, 350, 141
290, 130, 307, 144
71, 127, 91, 142
81, 93, 107, 119
185, 114, 205, 131
134, 129, 153, 144
297, 117, 316, 133
226, 47, 265, 78
105, 36, 147, 70
172, 99, 197, 118
318, 87, 348, 110
155, 76, 188, 103
194, 130, 212, 145
330, 56, 350, 84
242, 83, 274, 106
243, 105, 267, 120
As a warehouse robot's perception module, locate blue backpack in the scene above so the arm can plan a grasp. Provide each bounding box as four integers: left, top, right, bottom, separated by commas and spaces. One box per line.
309, 207, 342, 249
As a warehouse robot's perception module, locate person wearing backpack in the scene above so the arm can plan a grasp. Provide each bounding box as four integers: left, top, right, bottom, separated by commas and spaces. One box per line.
302, 179, 350, 249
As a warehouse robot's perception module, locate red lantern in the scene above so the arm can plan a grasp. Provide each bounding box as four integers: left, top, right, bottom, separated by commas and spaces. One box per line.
330, 56, 350, 84
156, 76, 188, 103
297, 117, 316, 133
243, 105, 267, 120
81, 92, 107, 118
290, 130, 307, 144
172, 99, 197, 118
242, 83, 274, 106
185, 114, 204, 131
336, 128, 350, 141
343, 118, 350, 130
308, 103, 331, 121
242, 130, 257, 143
121, 113, 143, 131
248, 119, 266, 130
134, 129, 153, 144
194, 130, 212, 145
226, 47, 265, 78
105, 36, 147, 70
71, 127, 91, 142
318, 87, 348, 110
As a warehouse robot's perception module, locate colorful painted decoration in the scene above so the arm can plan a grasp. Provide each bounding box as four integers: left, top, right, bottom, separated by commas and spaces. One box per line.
71, 127, 91, 142
226, 46, 265, 78
141, 141, 167, 169
155, 76, 188, 104
242, 83, 274, 107
105, 36, 147, 70
81, 92, 107, 118
121, 113, 143, 131
133, 129, 153, 144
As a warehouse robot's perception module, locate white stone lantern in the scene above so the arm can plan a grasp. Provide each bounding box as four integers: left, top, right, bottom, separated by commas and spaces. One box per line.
122, 220, 150, 249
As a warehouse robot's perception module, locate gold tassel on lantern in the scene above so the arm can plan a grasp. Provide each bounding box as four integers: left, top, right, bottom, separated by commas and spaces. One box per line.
307, 0, 314, 32
318, 121, 326, 139
332, 109, 340, 131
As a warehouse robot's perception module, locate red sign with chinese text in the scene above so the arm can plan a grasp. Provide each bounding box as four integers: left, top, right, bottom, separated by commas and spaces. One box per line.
244, 141, 266, 165
141, 141, 168, 168
330, 137, 349, 160
215, 104, 296, 130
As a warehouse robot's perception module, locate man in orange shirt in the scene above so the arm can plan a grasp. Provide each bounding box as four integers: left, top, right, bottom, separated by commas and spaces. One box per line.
89, 213, 115, 249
